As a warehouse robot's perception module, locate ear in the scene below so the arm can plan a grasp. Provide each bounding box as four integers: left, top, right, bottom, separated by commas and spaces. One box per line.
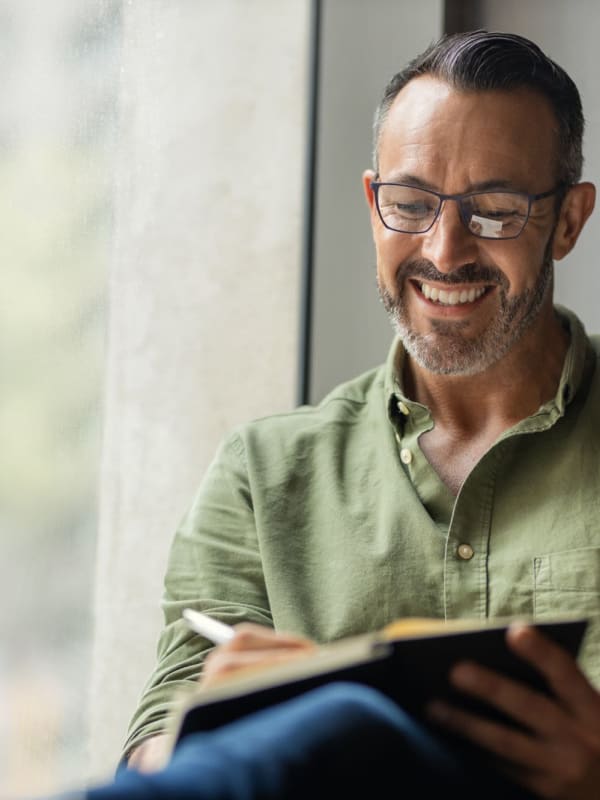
362, 169, 377, 216
552, 181, 596, 260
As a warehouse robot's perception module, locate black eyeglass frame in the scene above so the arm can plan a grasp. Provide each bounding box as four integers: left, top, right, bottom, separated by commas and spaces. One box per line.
370, 181, 566, 240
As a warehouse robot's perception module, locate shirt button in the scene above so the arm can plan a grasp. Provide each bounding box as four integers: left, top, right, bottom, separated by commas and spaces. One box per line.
395, 432, 402, 445
457, 543, 474, 560
400, 448, 412, 464
397, 401, 410, 416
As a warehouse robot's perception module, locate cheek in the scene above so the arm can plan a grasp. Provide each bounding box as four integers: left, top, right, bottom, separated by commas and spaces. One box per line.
475, 232, 544, 288
374, 229, 416, 271
495, 242, 548, 296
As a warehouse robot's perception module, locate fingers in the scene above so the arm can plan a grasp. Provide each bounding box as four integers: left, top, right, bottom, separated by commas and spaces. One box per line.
428, 693, 600, 800
226, 623, 315, 652
506, 624, 600, 733
425, 625, 600, 799
429, 625, 600, 744
200, 623, 316, 689
427, 656, 558, 771
445, 659, 563, 738
427, 697, 545, 769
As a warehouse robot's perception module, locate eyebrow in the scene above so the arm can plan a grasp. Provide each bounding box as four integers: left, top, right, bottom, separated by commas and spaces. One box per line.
377, 173, 523, 193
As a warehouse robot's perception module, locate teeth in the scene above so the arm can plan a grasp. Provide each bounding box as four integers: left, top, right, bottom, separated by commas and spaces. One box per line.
419, 282, 486, 306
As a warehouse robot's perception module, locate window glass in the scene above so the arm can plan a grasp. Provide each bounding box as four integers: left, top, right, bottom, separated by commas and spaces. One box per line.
0, 1, 120, 795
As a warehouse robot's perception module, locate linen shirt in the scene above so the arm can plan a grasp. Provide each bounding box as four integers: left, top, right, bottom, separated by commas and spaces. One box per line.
124, 307, 600, 756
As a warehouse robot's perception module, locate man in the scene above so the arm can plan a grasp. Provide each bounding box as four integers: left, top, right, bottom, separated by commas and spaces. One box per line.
122, 30, 600, 798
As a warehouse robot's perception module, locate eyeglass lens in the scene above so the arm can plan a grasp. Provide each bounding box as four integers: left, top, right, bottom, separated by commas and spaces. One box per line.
376, 185, 530, 238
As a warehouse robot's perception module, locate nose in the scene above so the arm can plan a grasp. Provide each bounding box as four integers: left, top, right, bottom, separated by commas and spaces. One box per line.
420, 198, 481, 274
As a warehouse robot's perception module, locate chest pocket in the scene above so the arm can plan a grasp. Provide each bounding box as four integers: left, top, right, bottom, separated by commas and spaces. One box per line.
534, 546, 600, 689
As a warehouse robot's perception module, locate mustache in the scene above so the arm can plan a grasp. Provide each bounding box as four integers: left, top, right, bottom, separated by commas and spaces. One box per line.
396, 259, 509, 290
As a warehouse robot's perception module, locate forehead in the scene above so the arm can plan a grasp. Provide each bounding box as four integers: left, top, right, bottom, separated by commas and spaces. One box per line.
378, 76, 559, 190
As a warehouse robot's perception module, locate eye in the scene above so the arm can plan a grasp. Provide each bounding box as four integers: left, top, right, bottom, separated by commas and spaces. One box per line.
478, 207, 524, 220
376, 185, 439, 231
468, 192, 528, 221
391, 200, 432, 218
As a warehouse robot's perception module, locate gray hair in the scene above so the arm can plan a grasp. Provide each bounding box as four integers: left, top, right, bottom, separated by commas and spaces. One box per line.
373, 30, 584, 185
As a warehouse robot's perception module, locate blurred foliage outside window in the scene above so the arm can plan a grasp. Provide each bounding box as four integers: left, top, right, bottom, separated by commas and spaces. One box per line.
0, 1, 121, 796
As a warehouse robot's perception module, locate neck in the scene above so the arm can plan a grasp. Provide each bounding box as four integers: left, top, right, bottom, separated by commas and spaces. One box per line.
403, 306, 569, 435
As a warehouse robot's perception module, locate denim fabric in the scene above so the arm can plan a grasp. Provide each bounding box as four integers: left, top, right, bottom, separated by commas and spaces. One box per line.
80, 683, 535, 800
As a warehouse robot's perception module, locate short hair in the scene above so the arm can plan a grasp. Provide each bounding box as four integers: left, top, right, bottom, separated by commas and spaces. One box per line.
373, 30, 584, 185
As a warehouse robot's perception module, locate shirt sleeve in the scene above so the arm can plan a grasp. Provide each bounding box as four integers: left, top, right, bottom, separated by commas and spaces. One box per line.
121, 430, 272, 758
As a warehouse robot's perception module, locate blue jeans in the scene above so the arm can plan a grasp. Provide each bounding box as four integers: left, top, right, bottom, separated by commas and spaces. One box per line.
80, 683, 535, 799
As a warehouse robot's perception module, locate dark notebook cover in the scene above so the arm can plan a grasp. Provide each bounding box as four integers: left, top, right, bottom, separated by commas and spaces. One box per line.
172, 617, 588, 747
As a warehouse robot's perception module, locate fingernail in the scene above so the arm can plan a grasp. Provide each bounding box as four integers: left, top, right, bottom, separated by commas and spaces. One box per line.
508, 622, 534, 648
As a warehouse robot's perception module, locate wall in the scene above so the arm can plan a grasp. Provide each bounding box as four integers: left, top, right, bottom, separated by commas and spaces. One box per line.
309, 0, 444, 402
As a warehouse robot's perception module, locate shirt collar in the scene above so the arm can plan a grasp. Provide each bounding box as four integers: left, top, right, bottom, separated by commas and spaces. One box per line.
539, 305, 594, 417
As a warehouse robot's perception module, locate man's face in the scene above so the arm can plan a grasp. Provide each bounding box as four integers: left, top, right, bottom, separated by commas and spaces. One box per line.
364, 77, 562, 376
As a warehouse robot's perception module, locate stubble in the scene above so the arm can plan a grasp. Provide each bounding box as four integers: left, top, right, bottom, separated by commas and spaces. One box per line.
378, 245, 554, 376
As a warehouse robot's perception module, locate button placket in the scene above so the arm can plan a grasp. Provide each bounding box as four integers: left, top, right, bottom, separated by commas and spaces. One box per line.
393, 398, 435, 488
443, 446, 502, 619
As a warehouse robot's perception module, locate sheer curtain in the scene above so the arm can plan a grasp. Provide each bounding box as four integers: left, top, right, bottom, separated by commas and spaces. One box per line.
89, 0, 309, 783
0, 1, 120, 796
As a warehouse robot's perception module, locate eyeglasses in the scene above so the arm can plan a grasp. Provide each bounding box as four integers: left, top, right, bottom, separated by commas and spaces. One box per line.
370, 182, 564, 239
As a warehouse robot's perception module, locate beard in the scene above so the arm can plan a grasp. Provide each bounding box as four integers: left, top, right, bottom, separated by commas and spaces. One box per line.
378, 243, 554, 376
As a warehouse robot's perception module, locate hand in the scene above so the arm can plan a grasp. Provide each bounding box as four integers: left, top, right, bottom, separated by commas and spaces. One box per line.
128, 625, 314, 771
127, 734, 170, 772
200, 623, 317, 689
427, 623, 600, 799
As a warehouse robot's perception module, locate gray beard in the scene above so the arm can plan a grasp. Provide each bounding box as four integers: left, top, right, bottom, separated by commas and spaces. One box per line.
378, 247, 554, 377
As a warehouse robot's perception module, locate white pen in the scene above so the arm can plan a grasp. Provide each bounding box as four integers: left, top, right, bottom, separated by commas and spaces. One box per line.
182, 608, 236, 644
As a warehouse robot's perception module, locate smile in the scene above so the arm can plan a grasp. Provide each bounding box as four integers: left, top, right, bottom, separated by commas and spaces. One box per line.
417, 281, 489, 306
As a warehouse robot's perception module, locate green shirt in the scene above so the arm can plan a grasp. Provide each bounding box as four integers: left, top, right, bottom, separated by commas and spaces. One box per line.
124, 307, 600, 756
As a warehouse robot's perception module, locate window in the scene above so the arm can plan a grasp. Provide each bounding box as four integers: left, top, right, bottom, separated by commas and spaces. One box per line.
0, 2, 120, 795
